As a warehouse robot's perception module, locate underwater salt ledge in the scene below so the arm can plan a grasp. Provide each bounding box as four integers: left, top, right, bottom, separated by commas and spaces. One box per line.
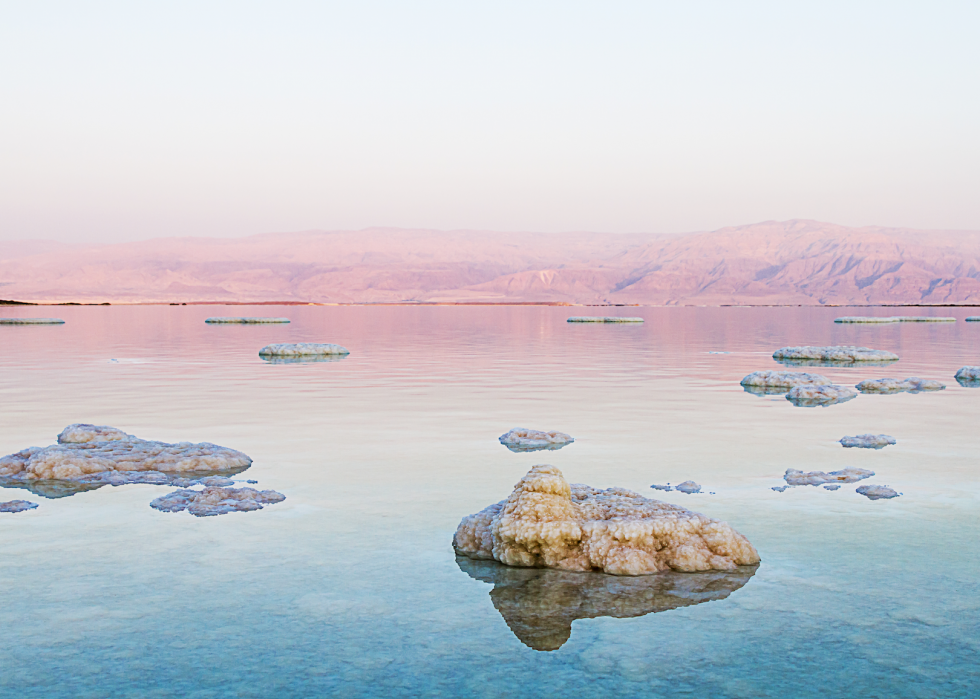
0, 500, 39, 513
840, 434, 896, 449
499, 428, 574, 452
258, 343, 349, 358
566, 316, 644, 323
856, 378, 945, 393
205, 317, 289, 324
785, 384, 857, 407
453, 465, 759, 575
150, 486, 285, 517
773, 346, 899, 363
0, 318, 65, 325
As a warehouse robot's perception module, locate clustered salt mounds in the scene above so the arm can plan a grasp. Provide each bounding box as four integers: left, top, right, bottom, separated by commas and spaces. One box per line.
954, 366, 980, 386
840, 434, 896, 449
834, 316, 954, 323
258, 342, 349, 358
784, 467, 874, 486
649, 481, 702, 494
566, 317, 644, 323
785, 384, 857, 407
856, 377, 946, 394
206, 317, 290, 324
453, 464, 759, 575
0, 500, 39, 513
150, 486, 285, 517
740, 370, 831, 395
456, 555, 757, 652
856, 484, 900, 500
499, 428, 574, 452
0, 318, 65, 325
773, 346, 899, 363
0, 426, 252, 495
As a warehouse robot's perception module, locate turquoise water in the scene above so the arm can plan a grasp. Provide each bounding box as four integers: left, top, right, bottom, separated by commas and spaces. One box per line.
0, 305, 977, 697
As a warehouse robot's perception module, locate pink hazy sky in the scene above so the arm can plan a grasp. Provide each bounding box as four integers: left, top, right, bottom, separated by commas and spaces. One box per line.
2, 1, 978, 243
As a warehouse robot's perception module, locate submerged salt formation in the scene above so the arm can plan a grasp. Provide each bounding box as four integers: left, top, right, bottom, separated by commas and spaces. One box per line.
456, 555, 757, 651
150, 486, 285, 517
453, 464, 759, 575
740, 370, 831, 395
0, 318, 65, 325
856, 377, 946, 393
785, 384, 857, 407
840, 434, 896, 449
499, 428, 574, 452
566, 317, 644, 323
856, 485, 900, 500
823, 484, 841, 491
0, 426, 252, 498
784, 467, 874, 486
773, 346, 899, 363
205, 317, 289, 324
258, 343, 349, 358
834, 316, 954, 323
0, 500, 39, 513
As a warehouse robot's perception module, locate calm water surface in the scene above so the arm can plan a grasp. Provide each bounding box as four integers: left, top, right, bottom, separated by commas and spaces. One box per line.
0, 305, 977, 698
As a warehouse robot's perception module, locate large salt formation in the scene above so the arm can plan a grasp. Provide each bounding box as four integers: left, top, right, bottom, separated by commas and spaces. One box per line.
0, 318, 64, 325
206, 317, 290, 324
840, 434, 896, 449
566, 317, 644, 323
784, 467, 874, 486
954, 366, 980, 386
773, 346, 899, 364
150, 486, 285, 517
453, 465, 759, 576
456, 556, 756, 651
785, 384, 857, 407
499, 428, 574, 452
258, 343, 349, 358
856, 377, 945, 394
740, 370, 831, 395
0, 424, 252, 497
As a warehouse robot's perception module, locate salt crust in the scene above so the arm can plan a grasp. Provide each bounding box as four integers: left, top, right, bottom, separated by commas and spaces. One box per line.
785, 384, 857, 407
205, 317, 289, 324
58, 423, 130, 444
456, 555, 757, 651
834, 316, 955, 323
856, 485, 900, 500
954, 366, 980, 381
856, 377, 945, 393
740, 370, 831, 395
453, 464, 759, 576
773, 346, 899, 362
566, 317, 644, 323
0, 500, 38, 513
674, 481, 701, 494
258, 342, 349, 357
784, 467, 874, 486
499, 428, 574, 452
150, 486, 285, 517
0, 318, 64, 325
840, 434, 896, 449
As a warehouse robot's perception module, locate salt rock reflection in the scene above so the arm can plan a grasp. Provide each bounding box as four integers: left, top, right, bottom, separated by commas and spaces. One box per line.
456, 556, 758, 651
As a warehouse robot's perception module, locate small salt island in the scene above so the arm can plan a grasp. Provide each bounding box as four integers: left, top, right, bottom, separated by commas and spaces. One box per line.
966, 317, 980, 322
954, 366, 980, 385
453, 464, 759, 575
773, 346, 899, 363
834, 316, 954, 323
0, 500, 39, 513
740, 370, 831, 395
150, 486, 285, 517
856, 377, 945, 393
0, 318, 65, 325
567, 316, 644, 323
785, 384, 857, 407
783, 467, 874, 486
840, 434, 896, 449
498, 428, 574, 452
258, 342, 350, 358
856, 484, 900, 500
206, 317, 290, 324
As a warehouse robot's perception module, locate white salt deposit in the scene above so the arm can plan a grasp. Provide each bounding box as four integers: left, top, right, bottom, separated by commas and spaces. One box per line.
0, 500, 39, 513
258, 342, 349, 357
205, 317, 290, 324
856, 485, 900, 500
834, 316, 954, 323
150, 486, 285, 517
674, 481, 701, 494
566, 317, 644, 323
954, 366, 980, 381
740, 371, 831, 393
784, 467, 874, 486
499, 428, 574, 452
856, 377, 946, 393
773, 346, 899, 363
785, 384, 857, 407
840, 434, 896, 449
0, 318, 65, 325
57, 423, 131, 444
453, 464, 759, 575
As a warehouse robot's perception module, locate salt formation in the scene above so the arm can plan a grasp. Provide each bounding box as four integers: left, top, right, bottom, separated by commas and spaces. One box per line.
650, 484, 672, 491
0, 318, 65, 325
0, 426, 252, 496
785, 384, 857, 407
856, 377, 945, 393
456, 556, 756, 651
740, 370, 831, 395
834, 316, 954, 323
840, 434, 896, 449
566, 317, 644, 323
784, 467, 874, 486
453, 464, 759, 575
674, 481, 701, 494
771, 486, 789, 492
0, 500, 38, 513
205, 317, 289, 324
954, 366, 980, 384
856, 485, 900, 500
499, 428, 574, 452
823, 485, 841, 491
967, 317, 980, 322
150, 486, 285, 517
773, 346, 899, 363
258, 343, 349, 357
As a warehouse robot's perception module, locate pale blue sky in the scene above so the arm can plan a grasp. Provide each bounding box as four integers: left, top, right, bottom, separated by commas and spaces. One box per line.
2, 1, 978, 242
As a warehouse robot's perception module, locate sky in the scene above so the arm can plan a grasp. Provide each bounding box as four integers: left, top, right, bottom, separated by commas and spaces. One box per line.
1, 1, 978, 243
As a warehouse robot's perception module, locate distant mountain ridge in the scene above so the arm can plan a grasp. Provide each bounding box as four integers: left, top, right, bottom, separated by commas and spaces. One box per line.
3, 220, 980, 305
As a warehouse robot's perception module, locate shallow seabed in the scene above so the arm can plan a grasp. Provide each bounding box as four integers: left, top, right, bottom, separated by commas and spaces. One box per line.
0, 305, 977, 698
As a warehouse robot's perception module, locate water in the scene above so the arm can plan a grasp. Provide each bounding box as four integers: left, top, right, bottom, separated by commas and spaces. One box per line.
0, 305, 978, 698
